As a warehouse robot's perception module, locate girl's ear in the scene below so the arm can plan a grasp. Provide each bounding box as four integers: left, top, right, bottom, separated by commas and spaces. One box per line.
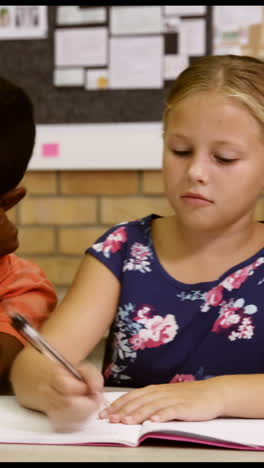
0, 186, 27, 211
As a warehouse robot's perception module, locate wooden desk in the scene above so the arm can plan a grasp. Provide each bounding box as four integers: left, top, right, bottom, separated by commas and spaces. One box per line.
2, 442, 264, 463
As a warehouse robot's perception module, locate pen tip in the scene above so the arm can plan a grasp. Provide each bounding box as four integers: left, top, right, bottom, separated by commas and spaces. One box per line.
9, 314, 26, 330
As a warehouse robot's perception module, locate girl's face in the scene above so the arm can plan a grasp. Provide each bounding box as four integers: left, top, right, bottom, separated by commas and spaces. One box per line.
163, 90, 264, 231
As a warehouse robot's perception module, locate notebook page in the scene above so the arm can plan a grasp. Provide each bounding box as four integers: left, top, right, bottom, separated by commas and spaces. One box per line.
0, 393, 141, 446
140, 418, 264, 448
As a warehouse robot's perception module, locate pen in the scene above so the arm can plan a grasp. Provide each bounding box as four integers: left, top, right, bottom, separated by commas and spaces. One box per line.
10, 313, 84, 382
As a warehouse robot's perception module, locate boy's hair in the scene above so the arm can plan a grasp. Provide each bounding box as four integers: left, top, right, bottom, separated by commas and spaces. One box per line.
0, 76, 35, 195
163, 54, 264, 132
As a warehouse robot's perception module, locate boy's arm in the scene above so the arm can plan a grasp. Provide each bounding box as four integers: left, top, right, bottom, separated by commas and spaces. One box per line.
0, 333, 23, 392
0, 255, 57, 386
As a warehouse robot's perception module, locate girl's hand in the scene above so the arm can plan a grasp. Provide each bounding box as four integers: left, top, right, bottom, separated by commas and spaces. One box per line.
99, 380, 225, 424
43, 361, 104, 432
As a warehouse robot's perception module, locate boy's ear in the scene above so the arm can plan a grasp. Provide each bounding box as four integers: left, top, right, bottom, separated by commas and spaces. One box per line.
0, 186, 27, 211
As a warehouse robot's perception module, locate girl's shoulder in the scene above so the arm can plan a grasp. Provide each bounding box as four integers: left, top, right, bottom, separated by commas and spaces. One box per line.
85, 214, 162, 279
94, 213, 162, 243
123, 213, 162, 235
86, 214, 162, 257
118, 213, 161, 229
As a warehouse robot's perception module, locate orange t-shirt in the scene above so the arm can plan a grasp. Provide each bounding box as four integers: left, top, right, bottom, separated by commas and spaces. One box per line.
0, 254, 57, 345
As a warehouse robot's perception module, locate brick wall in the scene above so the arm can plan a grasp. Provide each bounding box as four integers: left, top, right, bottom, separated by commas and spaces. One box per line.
11, 170, 173, 299
10, 169, 264, 300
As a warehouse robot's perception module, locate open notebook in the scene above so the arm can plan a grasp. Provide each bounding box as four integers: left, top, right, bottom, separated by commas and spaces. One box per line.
1, 392, 264, 450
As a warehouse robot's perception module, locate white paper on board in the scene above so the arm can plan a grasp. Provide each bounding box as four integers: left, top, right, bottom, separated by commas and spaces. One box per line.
110, 6, 163, 35
213, 6, 263, 31
56, 6, 106, 25
55, 27, 108, 67
85, 69, 108, 90
30, 123, 163, 170
164, 54, 189, 80
109, 36, 163, 89
178, 19, 206, 56
0, 5, 47, 39
163, 16, 181, 33
213, 6, 263, 55
54, 68, 84, 87
164, 6, 206, 16
214, 45, 242, 55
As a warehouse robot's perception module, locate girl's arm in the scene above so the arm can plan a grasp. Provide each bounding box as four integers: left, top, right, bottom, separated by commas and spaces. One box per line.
99, 373, 264, 424
10, 253, 120, 429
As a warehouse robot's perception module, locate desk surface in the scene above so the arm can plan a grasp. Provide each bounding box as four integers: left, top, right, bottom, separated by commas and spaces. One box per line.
1, 385, 264, 462
2, 441, 264, 462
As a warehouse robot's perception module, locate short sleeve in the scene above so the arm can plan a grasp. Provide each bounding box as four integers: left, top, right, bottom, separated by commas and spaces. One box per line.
0, 254, 57, 345
85, 223, 129, 282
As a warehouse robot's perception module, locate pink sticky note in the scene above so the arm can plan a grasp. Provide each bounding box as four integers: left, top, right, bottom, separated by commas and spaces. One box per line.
42, 143, 60, 157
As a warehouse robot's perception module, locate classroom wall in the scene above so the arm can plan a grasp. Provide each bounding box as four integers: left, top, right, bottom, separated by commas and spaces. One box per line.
10, 169, 264, 299
12, 169, 174, 299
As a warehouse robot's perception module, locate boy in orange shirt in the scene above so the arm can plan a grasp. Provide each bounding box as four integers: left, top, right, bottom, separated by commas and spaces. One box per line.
0, 76, 57, 387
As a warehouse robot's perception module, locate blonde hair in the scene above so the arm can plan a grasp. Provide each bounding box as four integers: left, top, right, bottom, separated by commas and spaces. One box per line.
163, 55, 264, 132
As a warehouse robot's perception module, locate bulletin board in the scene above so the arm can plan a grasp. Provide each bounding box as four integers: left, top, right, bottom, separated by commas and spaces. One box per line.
0, 5, 213, 170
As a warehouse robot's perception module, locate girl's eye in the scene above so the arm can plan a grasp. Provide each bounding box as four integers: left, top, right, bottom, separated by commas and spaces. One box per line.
215, 156, 237, 164
171, 150, 191, 156
170, 149, 237, 164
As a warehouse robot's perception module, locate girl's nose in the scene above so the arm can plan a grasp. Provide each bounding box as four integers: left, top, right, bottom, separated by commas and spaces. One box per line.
187, 157, 208, 184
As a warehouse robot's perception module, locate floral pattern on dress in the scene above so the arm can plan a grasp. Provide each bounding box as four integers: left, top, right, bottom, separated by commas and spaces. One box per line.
170, 373, 195, 383
201, 257, 264, 312
170, 366, 214, 383
176, 257, 264, 342
91, 225, 127, 258
103, 303, 178, 383
123, 242, 153, 273
211, 298, 256, 341
129, 305, 178, 349
177, 290, 206, 302
90, 215, 264, 383
202, 259, 264, 341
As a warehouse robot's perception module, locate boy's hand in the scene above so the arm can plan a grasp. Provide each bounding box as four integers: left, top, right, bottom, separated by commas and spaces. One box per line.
99, 380, 224, 424
0, 333, 23, 388
43, 361, 105, 432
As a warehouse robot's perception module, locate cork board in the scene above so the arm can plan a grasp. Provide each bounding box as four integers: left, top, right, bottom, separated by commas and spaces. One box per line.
0, 5, 213, 169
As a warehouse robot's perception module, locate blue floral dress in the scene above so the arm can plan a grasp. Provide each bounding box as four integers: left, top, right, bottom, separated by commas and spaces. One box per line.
86, 214, 264, 388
